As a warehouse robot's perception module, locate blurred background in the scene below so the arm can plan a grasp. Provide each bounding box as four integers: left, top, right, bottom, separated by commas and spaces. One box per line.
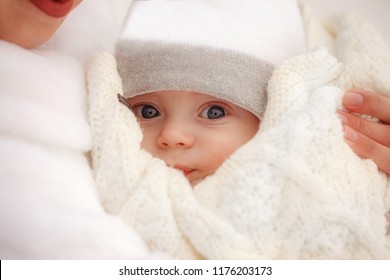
300, 0, 390, 43
51, 0, 390, 60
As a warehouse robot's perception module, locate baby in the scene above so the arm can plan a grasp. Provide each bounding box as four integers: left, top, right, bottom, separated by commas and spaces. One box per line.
88, 0, 390, 259
115, 0, 305, 185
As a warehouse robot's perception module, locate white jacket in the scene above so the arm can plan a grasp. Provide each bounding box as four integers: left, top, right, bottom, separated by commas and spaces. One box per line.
0, 0, 160, 259
88, 13, 390, 259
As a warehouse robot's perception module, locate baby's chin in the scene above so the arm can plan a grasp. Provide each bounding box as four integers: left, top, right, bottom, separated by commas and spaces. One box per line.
188, 172, 215, 187
189, 177, 204, 187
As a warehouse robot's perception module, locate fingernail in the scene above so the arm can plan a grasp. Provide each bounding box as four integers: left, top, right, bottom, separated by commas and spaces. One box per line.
344, 126, 359, 142
337, 112, 348, 125
343, 91, 363, 106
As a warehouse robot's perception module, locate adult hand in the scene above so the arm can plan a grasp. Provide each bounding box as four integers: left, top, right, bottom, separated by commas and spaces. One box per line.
337, 89, 390, 175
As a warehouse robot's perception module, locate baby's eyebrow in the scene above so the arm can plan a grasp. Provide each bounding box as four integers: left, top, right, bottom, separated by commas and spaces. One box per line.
117, 93, 132, 110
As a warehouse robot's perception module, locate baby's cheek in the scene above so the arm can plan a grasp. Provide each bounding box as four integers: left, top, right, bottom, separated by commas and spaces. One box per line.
207, 143, 240, 170
140, 136, 157, 156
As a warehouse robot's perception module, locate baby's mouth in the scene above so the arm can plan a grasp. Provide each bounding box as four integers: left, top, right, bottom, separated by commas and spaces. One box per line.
173, 164, 194, 176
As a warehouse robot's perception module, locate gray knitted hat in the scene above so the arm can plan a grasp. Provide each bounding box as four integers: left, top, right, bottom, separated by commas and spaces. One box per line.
116, 0, 306, 118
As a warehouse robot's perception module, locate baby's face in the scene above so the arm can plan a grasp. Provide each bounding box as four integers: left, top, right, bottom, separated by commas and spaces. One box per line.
0, 0, 82, 48
128, 90, 259, 186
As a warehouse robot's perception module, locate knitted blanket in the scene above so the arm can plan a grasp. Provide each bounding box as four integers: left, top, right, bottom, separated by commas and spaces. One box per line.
88, 14, 390, 259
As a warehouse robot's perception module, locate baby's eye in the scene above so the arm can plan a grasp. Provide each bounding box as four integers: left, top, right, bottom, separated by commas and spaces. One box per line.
134, 104, 160, 119
199, 105, 226, 119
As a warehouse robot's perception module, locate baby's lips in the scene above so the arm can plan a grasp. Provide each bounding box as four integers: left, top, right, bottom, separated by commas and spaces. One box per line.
173, 164, 194, 176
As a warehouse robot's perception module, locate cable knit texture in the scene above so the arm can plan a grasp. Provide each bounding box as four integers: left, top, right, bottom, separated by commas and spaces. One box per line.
88, 14, 390, 259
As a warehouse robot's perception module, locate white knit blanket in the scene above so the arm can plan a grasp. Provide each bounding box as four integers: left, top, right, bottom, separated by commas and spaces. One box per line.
88, 14, 390, 259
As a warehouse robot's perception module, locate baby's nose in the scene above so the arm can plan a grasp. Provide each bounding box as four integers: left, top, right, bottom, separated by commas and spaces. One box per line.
157, 121, 195, 149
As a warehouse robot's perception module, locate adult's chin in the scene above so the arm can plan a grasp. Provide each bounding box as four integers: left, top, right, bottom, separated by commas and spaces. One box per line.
2, 23, 62, 49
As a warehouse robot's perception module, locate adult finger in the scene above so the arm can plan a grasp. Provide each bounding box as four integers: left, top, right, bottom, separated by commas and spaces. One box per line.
342, 90, 390, 123
343, 126, 390, 175
337, 110, 390, 147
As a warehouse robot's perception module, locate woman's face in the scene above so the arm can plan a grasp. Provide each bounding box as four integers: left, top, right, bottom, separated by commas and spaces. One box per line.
0, 0, 82, 49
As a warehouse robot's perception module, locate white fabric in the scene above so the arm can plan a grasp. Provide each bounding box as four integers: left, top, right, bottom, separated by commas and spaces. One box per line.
0, 40, 157, 259
89, 11, 390, 259
0, 0, 165, 259
299, 0, 390, 44
46, 0, 133, 62
122, 0, 306, 65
